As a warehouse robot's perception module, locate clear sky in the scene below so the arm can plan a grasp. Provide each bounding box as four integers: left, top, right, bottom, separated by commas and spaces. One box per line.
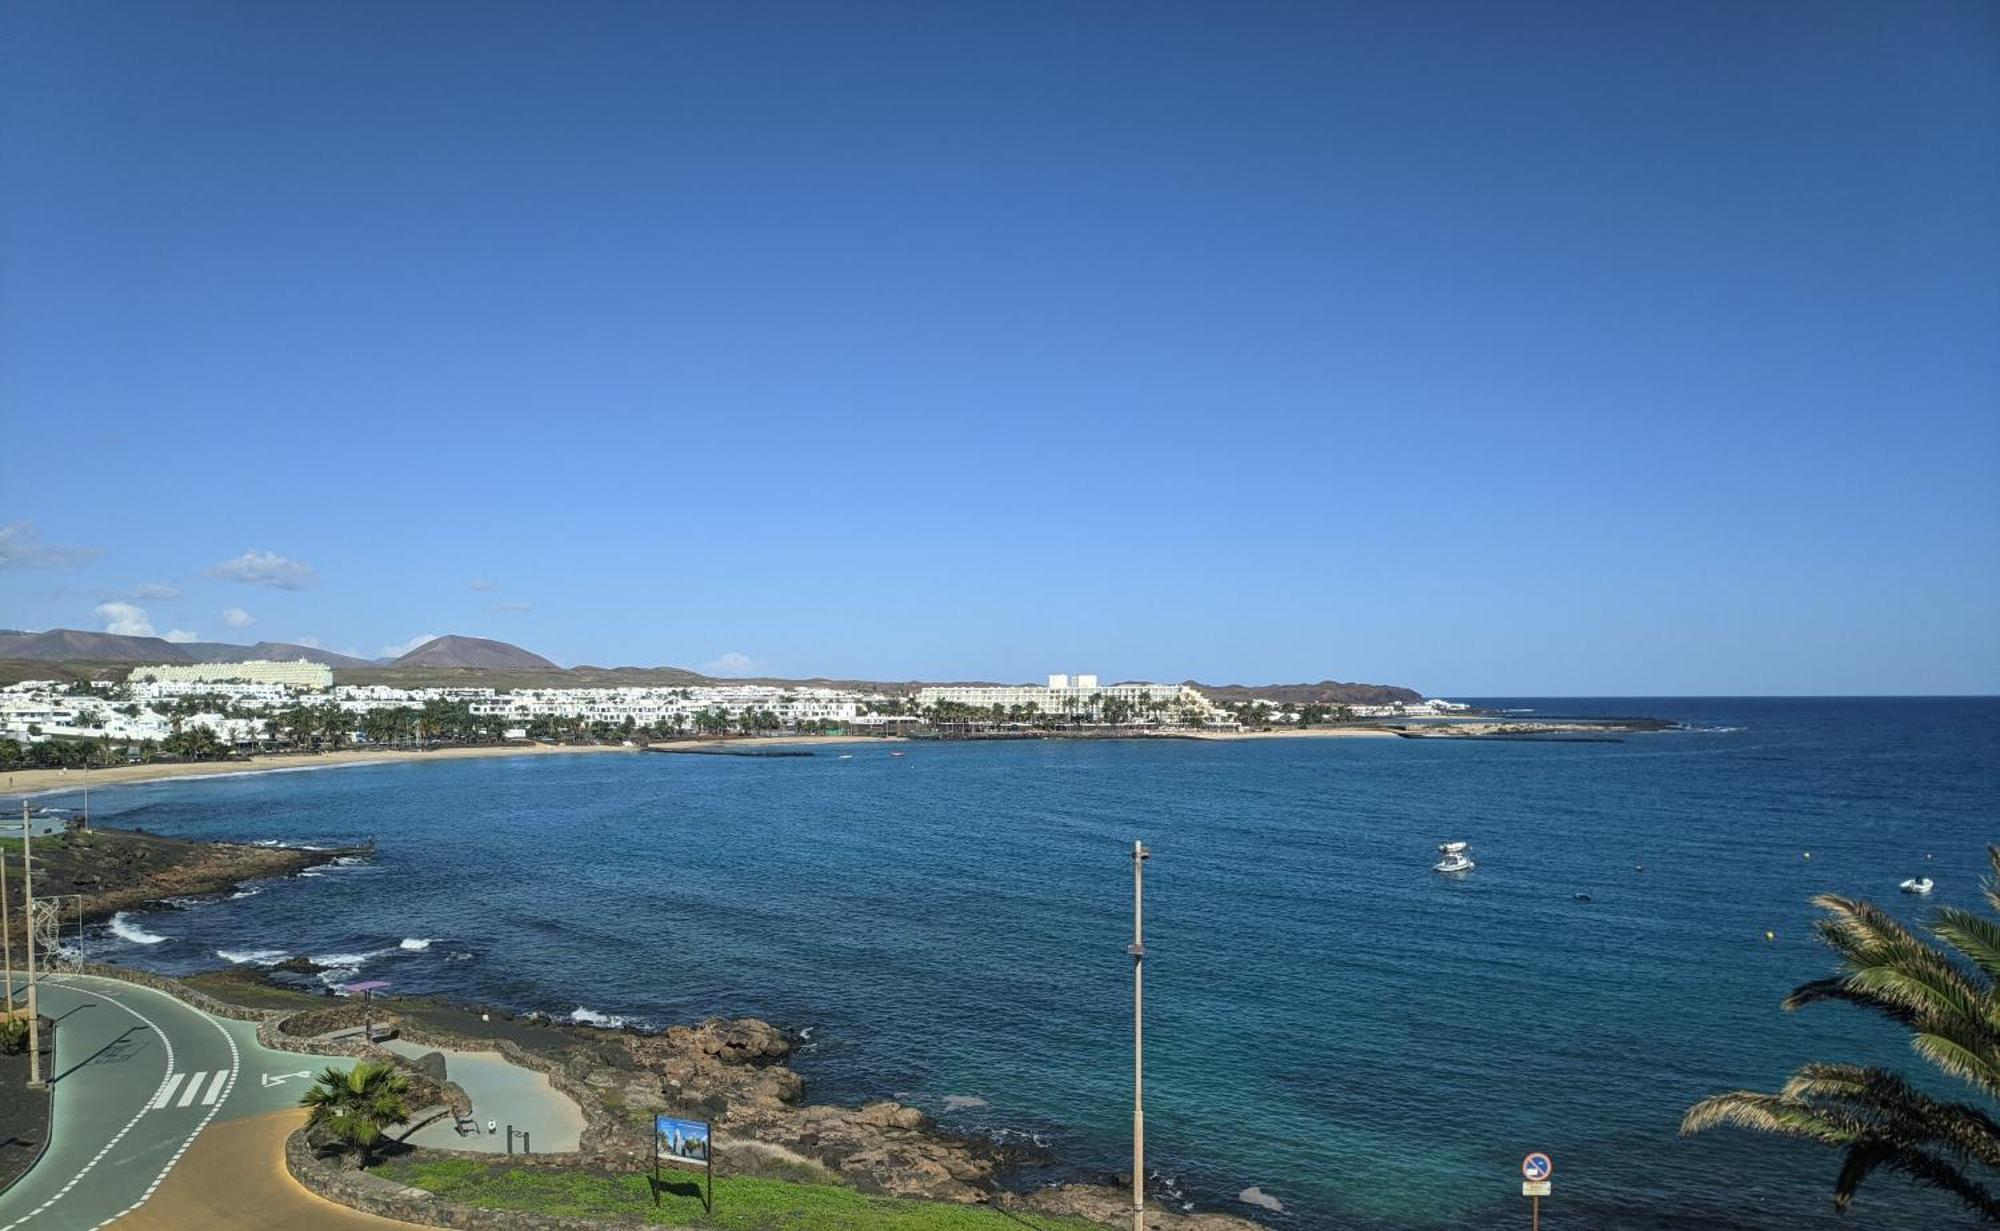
2, 1, 1995, 694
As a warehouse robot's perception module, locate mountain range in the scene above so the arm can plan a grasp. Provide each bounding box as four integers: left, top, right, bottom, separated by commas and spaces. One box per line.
0, 627, 1423, 702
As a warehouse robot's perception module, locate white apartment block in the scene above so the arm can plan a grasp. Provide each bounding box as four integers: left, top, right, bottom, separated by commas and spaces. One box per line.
915, 674, 1222, 723
129, 659, 333, 690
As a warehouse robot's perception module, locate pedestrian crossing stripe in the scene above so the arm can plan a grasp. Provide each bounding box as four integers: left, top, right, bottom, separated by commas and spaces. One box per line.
149, 1070, 229, 1110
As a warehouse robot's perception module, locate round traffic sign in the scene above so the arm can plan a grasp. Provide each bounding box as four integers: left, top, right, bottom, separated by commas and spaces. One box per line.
1522, 1153, 1553, 1181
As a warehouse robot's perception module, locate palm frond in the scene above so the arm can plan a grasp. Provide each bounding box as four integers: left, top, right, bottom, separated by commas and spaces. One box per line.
1934, 907, 2000, 985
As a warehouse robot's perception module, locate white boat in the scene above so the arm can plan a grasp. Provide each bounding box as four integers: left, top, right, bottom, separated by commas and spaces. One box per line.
1900, 877, 1934, 895
1434, 841, 1475, 874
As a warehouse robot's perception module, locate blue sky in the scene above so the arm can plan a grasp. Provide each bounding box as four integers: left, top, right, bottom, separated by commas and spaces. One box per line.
2, 1, 1995, 694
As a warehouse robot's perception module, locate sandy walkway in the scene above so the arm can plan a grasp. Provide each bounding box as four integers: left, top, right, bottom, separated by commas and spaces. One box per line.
114, 1109, 419, 1231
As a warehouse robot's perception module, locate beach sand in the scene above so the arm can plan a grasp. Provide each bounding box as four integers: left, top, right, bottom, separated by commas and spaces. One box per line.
1, 735, 903, 796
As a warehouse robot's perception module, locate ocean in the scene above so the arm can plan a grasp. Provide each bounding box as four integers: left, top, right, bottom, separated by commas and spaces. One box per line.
19, 698, 1998, 1229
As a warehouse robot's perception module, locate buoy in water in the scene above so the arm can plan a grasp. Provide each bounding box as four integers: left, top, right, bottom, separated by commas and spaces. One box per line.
1765, 930, 1776, 941
1803, 852, 1813, 859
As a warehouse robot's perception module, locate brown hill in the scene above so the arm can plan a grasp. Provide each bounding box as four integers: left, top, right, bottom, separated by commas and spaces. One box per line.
0, 629, 371, 668
389, 635, 558, 671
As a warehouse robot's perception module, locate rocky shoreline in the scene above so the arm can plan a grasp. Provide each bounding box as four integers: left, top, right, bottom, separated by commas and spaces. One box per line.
183, 961, 1264, 1230
0, 823, 368, 945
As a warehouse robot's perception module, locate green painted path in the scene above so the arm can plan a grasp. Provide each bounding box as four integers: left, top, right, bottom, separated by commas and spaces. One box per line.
0, 974, 321, 1230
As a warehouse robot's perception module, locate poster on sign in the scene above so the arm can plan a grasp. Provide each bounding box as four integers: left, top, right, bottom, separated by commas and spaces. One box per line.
653, 1115, 714, 1213
656, 1116, 711, 1166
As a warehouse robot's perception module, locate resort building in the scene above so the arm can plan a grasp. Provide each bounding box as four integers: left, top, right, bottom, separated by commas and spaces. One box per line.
127, 659, 334, 690
914, 674, 1223, 724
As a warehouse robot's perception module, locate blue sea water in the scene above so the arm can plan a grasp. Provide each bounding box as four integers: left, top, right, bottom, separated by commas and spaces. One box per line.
14, 698, 1998, 1229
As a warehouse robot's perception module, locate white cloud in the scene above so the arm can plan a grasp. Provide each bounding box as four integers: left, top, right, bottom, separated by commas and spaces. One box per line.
207, 550, 317, 589
487, 601, 534, 613
221, 606, 256, 630
468, 578, 499, 591
702, 651, 766, 677
378, 632, 440, 659
95, 601, 155, 637
0, 522, 102, 570
163, 628, 200, 643
130, 582, 181, 600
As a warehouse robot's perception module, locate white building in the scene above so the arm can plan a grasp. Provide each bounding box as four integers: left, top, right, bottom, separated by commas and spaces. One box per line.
129, 659, 333, 690
915, 674, 1221, 724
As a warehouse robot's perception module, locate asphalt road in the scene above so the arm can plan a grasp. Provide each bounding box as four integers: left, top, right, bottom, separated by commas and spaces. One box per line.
0, 974, 325, 1230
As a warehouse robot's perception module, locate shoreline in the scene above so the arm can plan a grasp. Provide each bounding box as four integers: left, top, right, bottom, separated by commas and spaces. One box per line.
0, 734, 907, 797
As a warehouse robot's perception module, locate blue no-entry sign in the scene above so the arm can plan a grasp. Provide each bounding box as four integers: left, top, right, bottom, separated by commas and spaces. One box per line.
1522, 1152, 1553, 1182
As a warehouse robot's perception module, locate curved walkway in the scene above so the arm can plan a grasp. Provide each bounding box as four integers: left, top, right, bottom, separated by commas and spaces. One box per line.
115, 1109, 414, 1231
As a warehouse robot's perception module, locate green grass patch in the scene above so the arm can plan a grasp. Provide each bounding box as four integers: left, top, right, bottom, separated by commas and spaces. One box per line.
372, 1158, 1102, 1231
180, 971, 326, 1011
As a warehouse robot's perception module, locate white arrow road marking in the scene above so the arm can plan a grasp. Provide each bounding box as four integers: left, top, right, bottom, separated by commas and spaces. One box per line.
261, 1070, 312, 1088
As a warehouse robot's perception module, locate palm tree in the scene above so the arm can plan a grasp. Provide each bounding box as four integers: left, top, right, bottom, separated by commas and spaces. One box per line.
300, 1062, 412, 1165
1682, 847, 2000, 1222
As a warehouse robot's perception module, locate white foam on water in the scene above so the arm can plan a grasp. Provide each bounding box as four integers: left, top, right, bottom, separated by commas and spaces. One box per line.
308, 946, 397, 967
399, 938, 434, 951
108, 912, 168, 945
217, 948, 288, 965
569, 1006, 629, 1028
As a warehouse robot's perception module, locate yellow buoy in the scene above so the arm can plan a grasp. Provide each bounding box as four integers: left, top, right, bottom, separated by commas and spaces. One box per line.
1765, 931, 1776, 941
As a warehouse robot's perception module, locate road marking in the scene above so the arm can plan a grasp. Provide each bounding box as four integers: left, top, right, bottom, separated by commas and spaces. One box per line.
0, 979, 177, 1231
175, 1071, 208, 1108
201, 1069, 228, 1105
94, 979, 243, 1230
262, 1069, 312, 1087
151, 1072, 188, 1109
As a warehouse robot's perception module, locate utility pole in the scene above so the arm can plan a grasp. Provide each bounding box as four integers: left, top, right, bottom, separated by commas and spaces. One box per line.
22, 802, 42, 1088
2, 820, 14, 1019
1128, 839, 1150, 1231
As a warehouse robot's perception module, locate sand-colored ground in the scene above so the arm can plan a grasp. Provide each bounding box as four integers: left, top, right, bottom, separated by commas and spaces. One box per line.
115, 1109, 419, 1231
1, 734, 910, 797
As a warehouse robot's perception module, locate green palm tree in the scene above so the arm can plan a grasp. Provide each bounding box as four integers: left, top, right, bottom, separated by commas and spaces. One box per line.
1682, 847, 2000, 1221
300, 1062, 412, 1164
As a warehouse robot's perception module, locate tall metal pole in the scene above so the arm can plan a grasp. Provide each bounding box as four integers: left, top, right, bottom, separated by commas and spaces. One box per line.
22, 802, 42, 1087
1128, 839, 1150, 1231
2, 824, 14, 1019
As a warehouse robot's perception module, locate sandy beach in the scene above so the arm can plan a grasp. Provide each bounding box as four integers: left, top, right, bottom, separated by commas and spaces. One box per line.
0, 735, 909, 797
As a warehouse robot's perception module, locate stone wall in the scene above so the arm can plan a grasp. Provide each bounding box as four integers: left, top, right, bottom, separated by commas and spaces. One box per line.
73, 962, 277, 1024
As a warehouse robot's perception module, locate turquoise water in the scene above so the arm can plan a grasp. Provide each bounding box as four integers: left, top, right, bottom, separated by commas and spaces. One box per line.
21, 698, 1998, 1229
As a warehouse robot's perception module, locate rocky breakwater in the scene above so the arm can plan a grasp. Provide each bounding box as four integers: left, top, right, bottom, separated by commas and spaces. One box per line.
1, 826, 372, 941
583, 1016, 1259, 1230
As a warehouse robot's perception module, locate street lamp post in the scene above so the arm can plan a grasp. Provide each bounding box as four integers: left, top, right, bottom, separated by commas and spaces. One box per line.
21, 802, 42, 1088
1128, 839, 1150, 1231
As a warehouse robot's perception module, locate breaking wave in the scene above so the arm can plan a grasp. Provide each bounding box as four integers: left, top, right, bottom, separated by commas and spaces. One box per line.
108, 912, 167, 945
569, 1006, 630, 1028
217, 948, 288, 965
399, 937, 435, 951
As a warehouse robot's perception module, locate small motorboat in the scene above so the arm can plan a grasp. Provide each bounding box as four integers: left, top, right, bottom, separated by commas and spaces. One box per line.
837, 754, 853, 760
1900, 877, 1935, 895
1433, 842, 1475, 874
889, 751, 905, 758
1573, 892, 1593, 903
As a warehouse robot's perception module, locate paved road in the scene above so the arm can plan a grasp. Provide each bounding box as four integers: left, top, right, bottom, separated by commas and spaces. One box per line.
0, 974, 334, 1230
